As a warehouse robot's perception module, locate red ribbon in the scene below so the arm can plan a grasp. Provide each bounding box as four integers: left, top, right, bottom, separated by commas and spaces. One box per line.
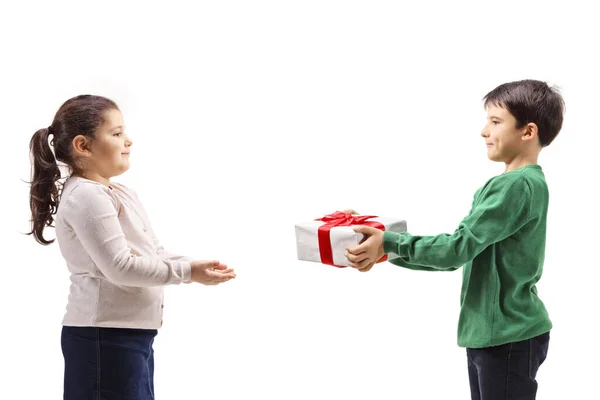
315, 211, 388, 267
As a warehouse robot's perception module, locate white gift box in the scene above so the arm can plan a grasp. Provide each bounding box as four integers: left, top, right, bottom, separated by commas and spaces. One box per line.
295, 212, 407, 268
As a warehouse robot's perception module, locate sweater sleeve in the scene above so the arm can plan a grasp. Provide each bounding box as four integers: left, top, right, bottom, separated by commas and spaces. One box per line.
65, 184, 192, 287
383, 175, 531, 271
387, 258, 460, 272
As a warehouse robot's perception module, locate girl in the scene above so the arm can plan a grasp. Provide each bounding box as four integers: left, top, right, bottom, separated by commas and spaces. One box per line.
28, 94, 236, 399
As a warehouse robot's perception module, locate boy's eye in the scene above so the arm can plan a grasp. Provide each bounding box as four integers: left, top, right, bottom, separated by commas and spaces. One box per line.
492, 121, 500, 125
114, 132, 122, 136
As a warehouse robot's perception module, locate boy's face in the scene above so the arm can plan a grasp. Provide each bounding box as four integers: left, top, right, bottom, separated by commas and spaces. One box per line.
481, 105, 525, 163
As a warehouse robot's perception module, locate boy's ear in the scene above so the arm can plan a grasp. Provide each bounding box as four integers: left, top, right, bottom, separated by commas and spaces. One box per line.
522, 122, 539, 143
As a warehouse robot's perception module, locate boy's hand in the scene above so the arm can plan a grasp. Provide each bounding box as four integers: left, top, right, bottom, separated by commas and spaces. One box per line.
345, 225, 385, 272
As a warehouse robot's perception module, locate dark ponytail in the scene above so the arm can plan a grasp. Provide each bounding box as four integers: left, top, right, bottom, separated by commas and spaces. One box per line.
27, 95, 119, 245
28, 127, 62, 244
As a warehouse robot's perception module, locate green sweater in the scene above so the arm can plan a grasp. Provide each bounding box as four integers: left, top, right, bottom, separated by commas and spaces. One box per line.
383, 164, 552, 348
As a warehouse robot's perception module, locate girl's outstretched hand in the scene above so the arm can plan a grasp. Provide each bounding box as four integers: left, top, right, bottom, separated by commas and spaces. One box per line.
190, 260, 236, 285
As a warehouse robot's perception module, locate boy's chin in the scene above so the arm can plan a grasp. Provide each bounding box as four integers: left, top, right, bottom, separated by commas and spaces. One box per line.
486, 153, 503, 162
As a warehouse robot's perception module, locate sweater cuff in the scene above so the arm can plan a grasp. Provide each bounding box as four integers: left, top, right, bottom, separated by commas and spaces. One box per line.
181, 261, 192, 283
383, 230, 402, 255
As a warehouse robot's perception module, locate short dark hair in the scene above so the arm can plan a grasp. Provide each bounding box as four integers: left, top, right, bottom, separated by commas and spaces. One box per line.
483, 79, 565, 147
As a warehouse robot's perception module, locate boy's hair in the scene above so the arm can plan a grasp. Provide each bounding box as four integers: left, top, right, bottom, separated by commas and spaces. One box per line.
483, 79, 565, 147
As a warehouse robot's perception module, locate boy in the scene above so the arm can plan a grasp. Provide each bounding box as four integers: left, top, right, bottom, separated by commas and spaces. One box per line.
345, 79, 564, 400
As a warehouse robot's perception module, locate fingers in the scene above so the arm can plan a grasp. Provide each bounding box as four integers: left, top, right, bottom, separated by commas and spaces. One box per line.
345, 245, 366, 255
199, 260, 220, 269
190, 259, 236, 285
347, 257, 373, 270
204, 276, 234, 285
209, 270, 236, 279
347, 257, 375, 271
342, 209, 358, 215
218, 268, 236, 274
207, 262, 235, 276
358, 262, 375, 272
345, 251, 369, 263
208, 269, 236, 282
352, 225, 378, 235
212, 263, 228, 270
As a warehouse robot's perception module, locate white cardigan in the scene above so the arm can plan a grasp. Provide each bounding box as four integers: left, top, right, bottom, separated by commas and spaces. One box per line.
55, 176, 191, 329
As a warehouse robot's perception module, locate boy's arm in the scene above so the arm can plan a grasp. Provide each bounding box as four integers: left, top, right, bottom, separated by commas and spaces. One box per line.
387, 257, 460, 272
384, 176, 530, 271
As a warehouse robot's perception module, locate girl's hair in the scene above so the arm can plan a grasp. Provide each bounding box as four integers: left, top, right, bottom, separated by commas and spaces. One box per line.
28, 95, 119, 245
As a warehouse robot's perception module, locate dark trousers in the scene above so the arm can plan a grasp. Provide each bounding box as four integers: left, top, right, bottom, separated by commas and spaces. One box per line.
467, 331, 550, 400
61, 326, 158, 400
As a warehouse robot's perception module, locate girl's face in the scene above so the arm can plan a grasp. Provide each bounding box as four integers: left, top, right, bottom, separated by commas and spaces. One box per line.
74, 109, 133, 184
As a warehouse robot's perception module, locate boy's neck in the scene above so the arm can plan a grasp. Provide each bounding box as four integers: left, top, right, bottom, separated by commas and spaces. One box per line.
504, 154, 539, 173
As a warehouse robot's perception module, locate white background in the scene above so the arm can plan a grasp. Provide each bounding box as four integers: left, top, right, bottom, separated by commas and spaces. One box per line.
1, 0, 598, 398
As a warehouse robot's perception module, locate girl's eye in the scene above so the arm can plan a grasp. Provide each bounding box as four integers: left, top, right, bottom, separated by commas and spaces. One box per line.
114, 133, 122, 136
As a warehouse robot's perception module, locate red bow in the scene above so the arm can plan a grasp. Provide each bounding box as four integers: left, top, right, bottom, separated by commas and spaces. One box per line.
315, 211, 388, 267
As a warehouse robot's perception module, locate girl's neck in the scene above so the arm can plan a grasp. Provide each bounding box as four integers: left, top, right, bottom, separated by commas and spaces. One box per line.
73, 171, 111, 188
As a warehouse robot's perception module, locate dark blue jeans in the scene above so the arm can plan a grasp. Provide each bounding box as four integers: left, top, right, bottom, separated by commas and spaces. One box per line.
61, 326, 158, 400
467, 331, 550, 400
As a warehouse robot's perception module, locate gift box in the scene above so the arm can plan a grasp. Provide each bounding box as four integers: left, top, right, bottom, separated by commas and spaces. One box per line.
295, 211, 407, 268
